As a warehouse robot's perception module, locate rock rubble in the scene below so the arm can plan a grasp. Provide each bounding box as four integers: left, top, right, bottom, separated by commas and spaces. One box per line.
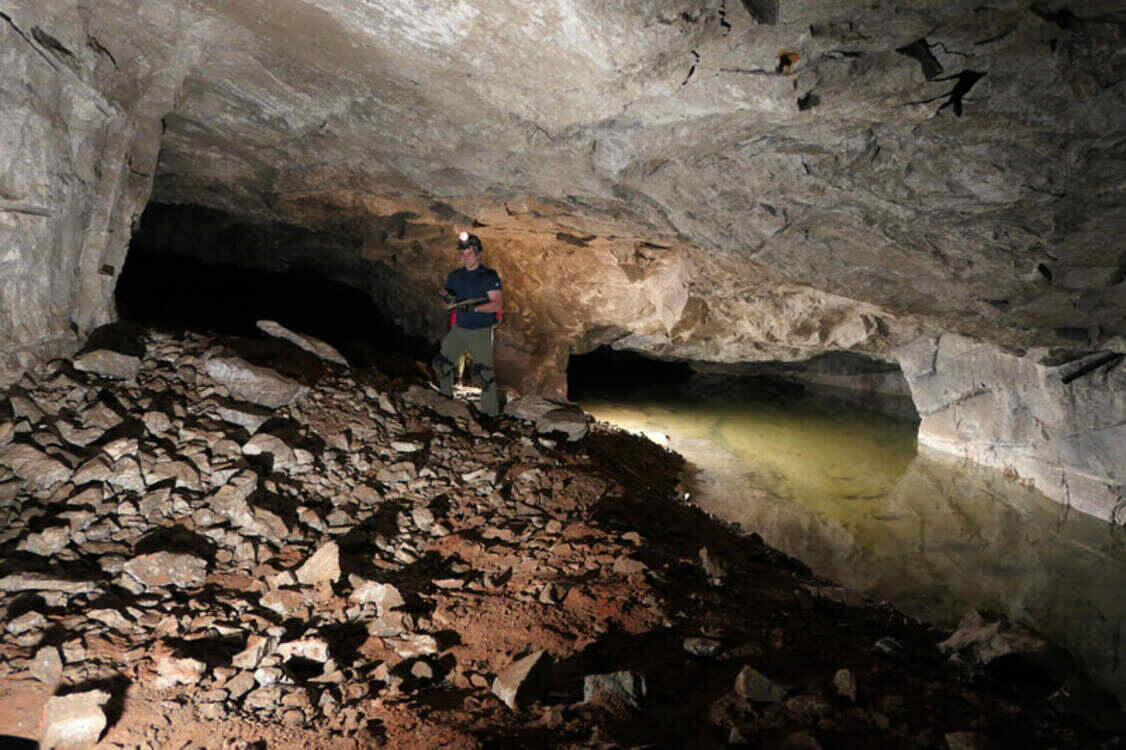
0, 325, 1119, 748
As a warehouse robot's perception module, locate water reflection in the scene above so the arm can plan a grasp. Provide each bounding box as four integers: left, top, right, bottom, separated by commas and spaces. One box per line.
580, 380, 1126, 702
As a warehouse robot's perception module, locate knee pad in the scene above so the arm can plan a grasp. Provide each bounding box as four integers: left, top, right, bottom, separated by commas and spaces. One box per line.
473, 363, 496, 389
432, 352, 455, 378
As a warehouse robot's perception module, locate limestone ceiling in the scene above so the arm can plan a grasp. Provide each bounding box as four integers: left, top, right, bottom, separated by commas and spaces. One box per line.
7, 0, 1126, 360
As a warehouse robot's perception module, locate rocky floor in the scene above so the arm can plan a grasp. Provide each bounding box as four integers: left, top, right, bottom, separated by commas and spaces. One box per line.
0, 324, 1122, 749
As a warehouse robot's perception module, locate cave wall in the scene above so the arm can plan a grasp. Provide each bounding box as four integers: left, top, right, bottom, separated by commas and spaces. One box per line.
0, 2, 211, 385
0, 0, 1123, 520
899, 335, 1125, 521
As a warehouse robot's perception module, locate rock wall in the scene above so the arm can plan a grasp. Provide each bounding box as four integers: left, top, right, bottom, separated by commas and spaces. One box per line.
898, 334, 1126, 522
0, 3, 212, 386
123, 198, 920, 400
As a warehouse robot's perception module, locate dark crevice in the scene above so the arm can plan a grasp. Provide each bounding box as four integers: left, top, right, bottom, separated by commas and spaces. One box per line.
1112, 252, 1126, 287
904, 70, 987, 117
681, 50, 700, 87
896, 39, 943, 81
718, 0, 732, 33
568, 348, 693, 400
719, 67, 771, 75
0, 12, 63, 74
116, 203, 431, 366
556, 232, 595, 247
1060, 353, 1125, 384
87, 35, 118, 68
1038, 263, 1054, 282
797, 91, 820, 111
741, 0, 778, 25
975, 24, 1018, 45
1031, 5, 1081, 30
31, 26, 74, 58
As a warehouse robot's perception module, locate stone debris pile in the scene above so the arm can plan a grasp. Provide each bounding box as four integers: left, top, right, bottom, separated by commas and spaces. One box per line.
0, 326, 668, 744
0, 325, 1117, 748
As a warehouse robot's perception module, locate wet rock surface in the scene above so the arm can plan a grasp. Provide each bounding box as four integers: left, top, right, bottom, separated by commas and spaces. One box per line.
0, 326, 1121, 748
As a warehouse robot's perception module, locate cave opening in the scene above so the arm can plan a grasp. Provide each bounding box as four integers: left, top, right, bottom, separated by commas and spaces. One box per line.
114, 202, 431, 367
566, 346, 694, 401
568, 346, 919, 422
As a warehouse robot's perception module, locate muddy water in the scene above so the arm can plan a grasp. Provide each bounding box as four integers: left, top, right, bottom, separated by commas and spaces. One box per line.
579, 381, 1126, 701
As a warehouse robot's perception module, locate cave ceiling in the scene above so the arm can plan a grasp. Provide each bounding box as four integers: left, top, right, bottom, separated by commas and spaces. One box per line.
6, 0, 1126, 384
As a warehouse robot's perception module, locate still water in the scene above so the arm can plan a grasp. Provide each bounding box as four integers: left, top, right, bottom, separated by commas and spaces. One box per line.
579, 379, 1126, 701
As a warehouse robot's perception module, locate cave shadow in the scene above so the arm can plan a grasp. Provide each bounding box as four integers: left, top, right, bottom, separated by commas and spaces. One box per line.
133, 525, 217, 559
116, 201, 432, 368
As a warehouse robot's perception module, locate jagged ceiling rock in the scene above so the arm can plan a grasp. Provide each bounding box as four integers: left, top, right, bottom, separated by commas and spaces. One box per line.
1, 1, 1124, 514
3, 0, 1124, 373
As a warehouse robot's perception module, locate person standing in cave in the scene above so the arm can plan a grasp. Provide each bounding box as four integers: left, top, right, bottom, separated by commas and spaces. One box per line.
433, 231, 503, 416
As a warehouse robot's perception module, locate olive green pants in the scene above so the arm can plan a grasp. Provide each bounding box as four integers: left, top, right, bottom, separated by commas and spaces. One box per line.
434, 325, 498, 416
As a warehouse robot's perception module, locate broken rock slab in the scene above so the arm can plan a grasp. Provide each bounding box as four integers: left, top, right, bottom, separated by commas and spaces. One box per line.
73, 349, 141, 380
40, 689, 110, 749
503, 395, 564, 422
402, 385, 471, 421
939, 610, 1073, 682
123, 551, 208, 588
583, 670, 648, 712
257, 320, 348, 367
295, 541, 341, 585
734, 667, 787, 703
212, 399, 273, 434
204, 355, 306, 408
154, 654, 206, 690
18, 525, 71, 556
243, 433, 297, 471
535, 407, 591, 442
0, 573, 98, 595
30, 645, 64, 685
492, 650, 549, 711
0, 443, 72, 492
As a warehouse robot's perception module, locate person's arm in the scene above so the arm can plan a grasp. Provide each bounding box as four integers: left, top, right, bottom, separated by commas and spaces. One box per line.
474, 289, 503, 314
439, 271, 456, 302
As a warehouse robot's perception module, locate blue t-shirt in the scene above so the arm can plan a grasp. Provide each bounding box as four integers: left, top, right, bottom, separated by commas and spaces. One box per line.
445, 265, 502, 329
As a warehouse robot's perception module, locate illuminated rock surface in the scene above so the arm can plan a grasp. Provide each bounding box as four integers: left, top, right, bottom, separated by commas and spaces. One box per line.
0, 5, 1123, 529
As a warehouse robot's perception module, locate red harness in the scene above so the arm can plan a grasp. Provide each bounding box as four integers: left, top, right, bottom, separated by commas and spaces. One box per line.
449, 306, 502, 329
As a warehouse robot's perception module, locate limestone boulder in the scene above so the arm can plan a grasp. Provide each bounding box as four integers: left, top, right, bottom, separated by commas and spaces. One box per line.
0, 443, 71, 492
257, 320, 348, 367
204, 356, 306, 409
40, 690, 110, 749
123, 551, 208, 589
73, 349, 141, 380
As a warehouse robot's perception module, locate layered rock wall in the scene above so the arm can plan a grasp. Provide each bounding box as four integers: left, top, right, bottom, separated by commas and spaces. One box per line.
0, 3, 211, 385
898, 334, 1125, 521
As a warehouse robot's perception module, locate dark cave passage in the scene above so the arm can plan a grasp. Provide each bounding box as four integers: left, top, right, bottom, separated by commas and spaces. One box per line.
566, 347, 694, 401
114, 203, 430, 367
568, 346, 918, 422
